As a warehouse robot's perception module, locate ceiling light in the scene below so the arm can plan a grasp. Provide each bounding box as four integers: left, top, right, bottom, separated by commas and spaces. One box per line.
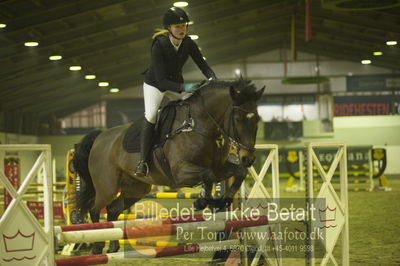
109, 88, 120, 93
173, 2, 188, 7
98, 82, 109, 87
85, 75, 96, 80
188, 21, 194, 25
24, 42, 39, 47
189, 35, 199, 40
361, 60, 371, 65
69, 66, 82, 71
386, 41, 397, 46
235, 69, 241, 75
373, 51, 383, 56
0, 24, 6, 28
49, 55, 62, 60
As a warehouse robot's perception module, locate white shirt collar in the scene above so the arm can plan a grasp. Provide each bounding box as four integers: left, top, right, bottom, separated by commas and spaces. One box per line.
169, 35, 182, 51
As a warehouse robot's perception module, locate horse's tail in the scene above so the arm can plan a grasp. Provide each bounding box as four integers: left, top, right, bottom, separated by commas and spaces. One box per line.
73, 130, 102, 216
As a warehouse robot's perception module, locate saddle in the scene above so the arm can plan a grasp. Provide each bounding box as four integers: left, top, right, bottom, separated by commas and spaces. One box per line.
122, 100, 194, 181
122, 104, 172, 153
122, 101, 178, 154
123, 81, 212, 153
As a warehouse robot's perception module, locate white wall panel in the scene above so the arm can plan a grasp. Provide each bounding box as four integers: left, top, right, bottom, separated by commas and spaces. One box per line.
329, 77, 346, 92
247, 63, 283, 77
256, 79, 319, 94
319, 60, 391, 76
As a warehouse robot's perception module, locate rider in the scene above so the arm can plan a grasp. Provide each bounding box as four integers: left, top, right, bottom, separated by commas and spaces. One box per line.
135, 7, 217, 177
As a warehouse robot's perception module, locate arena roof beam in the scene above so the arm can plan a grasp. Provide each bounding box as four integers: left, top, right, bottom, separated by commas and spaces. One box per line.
1, 22, 289, 98
297, 39, 399, 70
0, 0, 282, 74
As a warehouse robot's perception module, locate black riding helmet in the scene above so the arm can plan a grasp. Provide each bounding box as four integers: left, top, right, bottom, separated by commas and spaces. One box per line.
163, 7, 190, 27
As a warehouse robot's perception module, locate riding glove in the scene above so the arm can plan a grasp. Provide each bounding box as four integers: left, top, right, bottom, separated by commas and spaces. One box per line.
183, 83, 199, 93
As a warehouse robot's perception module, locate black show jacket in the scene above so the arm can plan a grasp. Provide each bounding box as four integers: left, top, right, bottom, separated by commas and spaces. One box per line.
144, 34, 216, 92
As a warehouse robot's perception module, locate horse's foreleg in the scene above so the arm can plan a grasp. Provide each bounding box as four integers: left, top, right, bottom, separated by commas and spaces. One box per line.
211, 166, 248, 211
89, 208, 105, 254
193, 168, 215, 210
211, 167, 248, 261
225, 166, 247, 199
105, 196, 125, 253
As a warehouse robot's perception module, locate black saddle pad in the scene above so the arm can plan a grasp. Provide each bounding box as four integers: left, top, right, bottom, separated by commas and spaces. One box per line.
122, 102, 177, 153
122, 118, 142, 153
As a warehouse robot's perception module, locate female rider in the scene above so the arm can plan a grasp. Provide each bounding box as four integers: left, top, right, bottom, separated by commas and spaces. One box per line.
135, 7, 217, 177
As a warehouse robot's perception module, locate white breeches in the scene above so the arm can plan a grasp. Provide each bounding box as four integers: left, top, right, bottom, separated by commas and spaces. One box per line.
143, 82, 192, 124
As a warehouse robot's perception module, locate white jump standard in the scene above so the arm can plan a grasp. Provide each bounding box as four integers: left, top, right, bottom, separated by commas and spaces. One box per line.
0, 143, 349, 266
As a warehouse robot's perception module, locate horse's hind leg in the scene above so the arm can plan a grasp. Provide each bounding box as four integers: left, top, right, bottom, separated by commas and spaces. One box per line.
105, 196, 125, 253
107, 177, 151, 253
105, 194, 145, 253
88, 164, 121, 253
89, 208, 105, 254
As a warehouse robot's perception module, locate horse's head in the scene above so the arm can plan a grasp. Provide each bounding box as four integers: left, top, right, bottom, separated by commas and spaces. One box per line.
227, 79, 265, 167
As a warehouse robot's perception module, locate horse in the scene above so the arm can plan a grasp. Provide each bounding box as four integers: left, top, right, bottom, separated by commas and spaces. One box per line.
73, 78, 265, 254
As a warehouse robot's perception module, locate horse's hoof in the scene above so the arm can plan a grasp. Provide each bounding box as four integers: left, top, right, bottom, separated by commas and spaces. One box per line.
91, 242, 105, 254
91, 246, 103, 255
193, 198, 209, 210
209, 198, 233, 212
106, 241, 120, 253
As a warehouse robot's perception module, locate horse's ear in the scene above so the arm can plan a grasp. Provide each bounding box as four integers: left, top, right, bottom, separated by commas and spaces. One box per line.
230, 85, 240, 100
255, 86, 265, 101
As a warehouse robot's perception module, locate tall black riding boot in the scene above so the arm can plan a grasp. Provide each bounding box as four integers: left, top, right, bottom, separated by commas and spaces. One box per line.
135, 119, 155, 177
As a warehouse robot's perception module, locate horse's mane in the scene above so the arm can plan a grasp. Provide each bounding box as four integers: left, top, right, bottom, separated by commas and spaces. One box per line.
191, 78, 259, 104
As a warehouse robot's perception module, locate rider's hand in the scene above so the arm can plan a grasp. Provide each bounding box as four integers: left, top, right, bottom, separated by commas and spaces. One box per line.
183, 83, 199, 93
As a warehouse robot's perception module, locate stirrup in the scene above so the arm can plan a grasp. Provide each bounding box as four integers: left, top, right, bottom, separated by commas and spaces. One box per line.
135, 161, 149, 177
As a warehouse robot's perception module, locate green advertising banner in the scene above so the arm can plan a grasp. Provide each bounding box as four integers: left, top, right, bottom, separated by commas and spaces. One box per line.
347, 74, 400, 92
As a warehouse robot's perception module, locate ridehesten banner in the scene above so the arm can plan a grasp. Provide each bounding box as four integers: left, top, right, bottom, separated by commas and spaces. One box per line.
334, 95, 400, 116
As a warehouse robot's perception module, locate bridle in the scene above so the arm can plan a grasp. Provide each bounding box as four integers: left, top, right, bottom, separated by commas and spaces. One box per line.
229, 105, 257, 153
200, 94, 257, 164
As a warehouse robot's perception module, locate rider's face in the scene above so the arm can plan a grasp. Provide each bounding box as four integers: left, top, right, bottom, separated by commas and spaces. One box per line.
169, 23, 187, 38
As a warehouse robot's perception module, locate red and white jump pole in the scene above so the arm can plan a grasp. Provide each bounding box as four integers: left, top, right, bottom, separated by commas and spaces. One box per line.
55, 211, 236, 233
57, 216, 269, 245
56, 239, 239, 266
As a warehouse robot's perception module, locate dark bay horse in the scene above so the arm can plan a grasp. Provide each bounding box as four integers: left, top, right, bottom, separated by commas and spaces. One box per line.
73, 79, 265, 254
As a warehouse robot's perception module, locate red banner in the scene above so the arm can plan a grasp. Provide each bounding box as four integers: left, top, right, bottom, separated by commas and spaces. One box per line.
4, 157, 20, 210
305, 0, 312, 42
27, 201, 64, 220
334, 103, 390, 116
